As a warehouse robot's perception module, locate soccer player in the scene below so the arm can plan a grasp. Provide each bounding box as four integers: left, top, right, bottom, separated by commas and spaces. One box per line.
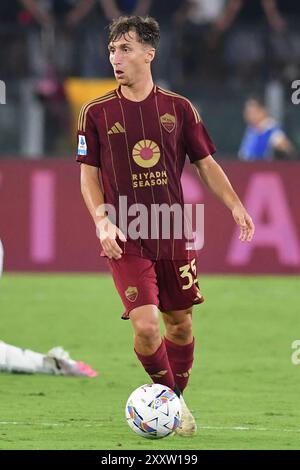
0, 342, 97, 377
76, 16, 255, 436
0, 243, 96, 377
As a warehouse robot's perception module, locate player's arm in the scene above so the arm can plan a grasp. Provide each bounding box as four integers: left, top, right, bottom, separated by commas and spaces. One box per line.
213, 0, 242, 34
80, 163, 105, 223
65, 0, 96, 28
133, 0, 152, 16
194, 156, 255, 242
77, 103, 125, 260
99, 0, 122, 20
262, 0, 287, 33
19, 0, 54, 27
271, 133, 296, 159
80, 164, 126, 260
183, 100, 254, 242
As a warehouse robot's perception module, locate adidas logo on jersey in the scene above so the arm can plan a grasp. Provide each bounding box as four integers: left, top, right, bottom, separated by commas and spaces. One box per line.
108, 122, 125, 134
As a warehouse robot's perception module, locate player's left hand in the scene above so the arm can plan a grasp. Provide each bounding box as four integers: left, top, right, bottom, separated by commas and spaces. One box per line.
232, 205, 255, 242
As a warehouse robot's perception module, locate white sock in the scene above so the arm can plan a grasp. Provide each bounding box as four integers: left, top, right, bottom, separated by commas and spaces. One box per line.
0, 341, 56, 374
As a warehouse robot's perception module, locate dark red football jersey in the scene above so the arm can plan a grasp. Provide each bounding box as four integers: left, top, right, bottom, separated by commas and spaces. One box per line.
76, 85, 216, 260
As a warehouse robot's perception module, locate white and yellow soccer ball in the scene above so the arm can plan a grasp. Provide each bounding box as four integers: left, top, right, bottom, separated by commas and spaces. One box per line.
125, 383, 182, 439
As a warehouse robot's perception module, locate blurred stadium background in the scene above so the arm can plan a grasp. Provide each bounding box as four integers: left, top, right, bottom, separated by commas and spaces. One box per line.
0, 0, 300, 451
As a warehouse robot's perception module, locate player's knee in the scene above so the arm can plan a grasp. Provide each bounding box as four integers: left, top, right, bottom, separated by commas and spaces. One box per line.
167, 317, 193, 342
134, 320, 160, 343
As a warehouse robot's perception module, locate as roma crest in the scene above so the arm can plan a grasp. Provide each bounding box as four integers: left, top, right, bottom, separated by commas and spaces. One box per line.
160, 113, 176, 133
125, 286, 138, 302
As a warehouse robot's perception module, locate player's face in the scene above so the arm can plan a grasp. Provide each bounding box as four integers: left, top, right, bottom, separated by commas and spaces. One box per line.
108, 31, 154, 86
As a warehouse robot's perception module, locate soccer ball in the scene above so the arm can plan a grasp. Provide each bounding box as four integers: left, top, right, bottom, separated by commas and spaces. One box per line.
125, 383, 182, 439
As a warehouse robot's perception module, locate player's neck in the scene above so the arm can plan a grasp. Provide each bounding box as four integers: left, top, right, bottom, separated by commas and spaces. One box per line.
120, 77, 154, 102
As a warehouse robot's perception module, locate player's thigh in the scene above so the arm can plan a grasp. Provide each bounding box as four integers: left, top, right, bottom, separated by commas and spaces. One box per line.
107, 255, 159, 320
155, 257, 204, 313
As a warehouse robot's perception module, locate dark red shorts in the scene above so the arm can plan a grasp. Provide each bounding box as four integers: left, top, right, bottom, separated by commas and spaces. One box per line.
107, 255, 204, 320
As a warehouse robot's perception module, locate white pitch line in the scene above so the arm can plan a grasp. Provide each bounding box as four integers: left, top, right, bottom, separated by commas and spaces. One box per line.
0, 422, 299, 433
199, 425, 300, 433
0, 421, 103, 428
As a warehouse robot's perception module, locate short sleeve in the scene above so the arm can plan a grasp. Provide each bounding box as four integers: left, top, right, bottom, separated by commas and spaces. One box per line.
183, 101, 216, 163
269, 128, 286, 147
76, 105, 101, 167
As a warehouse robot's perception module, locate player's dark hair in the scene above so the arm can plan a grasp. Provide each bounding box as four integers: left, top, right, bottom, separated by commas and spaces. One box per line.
246, 94, 266, 108
109, 16, 160, 49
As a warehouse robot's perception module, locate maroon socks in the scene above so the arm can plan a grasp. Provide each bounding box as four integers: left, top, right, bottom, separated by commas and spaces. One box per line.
135, 337, 195, 394
135, 340, 175, 391
164, 337, 195, 393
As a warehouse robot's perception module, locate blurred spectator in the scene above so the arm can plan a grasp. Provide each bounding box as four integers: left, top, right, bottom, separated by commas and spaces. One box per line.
239, 96, 295, 161
100, 0, 151, 18
0, 1, 100, 79
180, 0, 227, 83
26, 1, 98, 78
27, 1, 102, 154
218, 0, 289, 85
267, 0, 300, 82
149, 0, 186, 87
0, 0, 53, 79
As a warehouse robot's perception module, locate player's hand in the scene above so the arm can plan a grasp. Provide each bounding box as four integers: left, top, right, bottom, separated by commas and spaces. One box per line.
232, 205, 255, 242
96, 217, 127, 260
269, 15, 287, 33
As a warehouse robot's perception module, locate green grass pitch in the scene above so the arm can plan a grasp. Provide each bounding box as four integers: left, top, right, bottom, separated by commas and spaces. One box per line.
0, 273, 299, 450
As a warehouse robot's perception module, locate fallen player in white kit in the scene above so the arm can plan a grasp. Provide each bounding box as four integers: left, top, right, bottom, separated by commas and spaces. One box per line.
0, 342, 97, 377
0, 242, 97, 377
